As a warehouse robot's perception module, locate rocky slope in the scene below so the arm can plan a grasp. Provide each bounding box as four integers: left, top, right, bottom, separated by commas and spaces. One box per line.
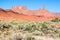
0, 6, 59, 22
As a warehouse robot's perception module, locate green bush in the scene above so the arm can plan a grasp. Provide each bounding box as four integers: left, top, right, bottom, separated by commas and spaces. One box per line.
51, 18, 60, 22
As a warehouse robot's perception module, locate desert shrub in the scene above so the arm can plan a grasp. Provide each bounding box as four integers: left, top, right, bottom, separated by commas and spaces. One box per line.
32, 30, 43, 36
0, 22, 12, 30
51, 18, 60, 22
25, 34, 35, 40
24, 24, 33, 32
3, 23, 12, 28
26, 36, 35, 40
10, 21, 19, 25
14, 34, 23, 40
23, 22, 40, 32
17, 24, 26, 30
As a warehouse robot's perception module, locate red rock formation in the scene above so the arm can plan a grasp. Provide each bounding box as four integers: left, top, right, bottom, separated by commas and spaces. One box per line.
54, 13, 60, 18
0, 6, 59, 22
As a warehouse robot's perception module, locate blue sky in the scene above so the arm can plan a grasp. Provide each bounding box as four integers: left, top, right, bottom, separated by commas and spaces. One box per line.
0, 0, 60, 12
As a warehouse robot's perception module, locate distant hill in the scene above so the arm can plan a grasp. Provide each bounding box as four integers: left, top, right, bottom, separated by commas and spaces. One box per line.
0, 6, 59, 22
54, 13, 60, 18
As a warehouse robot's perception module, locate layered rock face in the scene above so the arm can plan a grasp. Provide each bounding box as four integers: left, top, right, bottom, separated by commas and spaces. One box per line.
0, 6, 59, 22
54, 13, 60, 18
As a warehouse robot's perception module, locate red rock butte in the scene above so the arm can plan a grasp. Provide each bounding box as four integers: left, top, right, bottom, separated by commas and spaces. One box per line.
0, 6, 59, 22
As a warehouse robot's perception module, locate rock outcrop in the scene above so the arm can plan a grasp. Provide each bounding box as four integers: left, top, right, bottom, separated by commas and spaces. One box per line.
0, 6, 59, 22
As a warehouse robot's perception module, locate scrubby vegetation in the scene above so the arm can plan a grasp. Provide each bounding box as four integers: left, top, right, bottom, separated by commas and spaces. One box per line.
0, 20, 60, 40
51, 18, 60, 22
